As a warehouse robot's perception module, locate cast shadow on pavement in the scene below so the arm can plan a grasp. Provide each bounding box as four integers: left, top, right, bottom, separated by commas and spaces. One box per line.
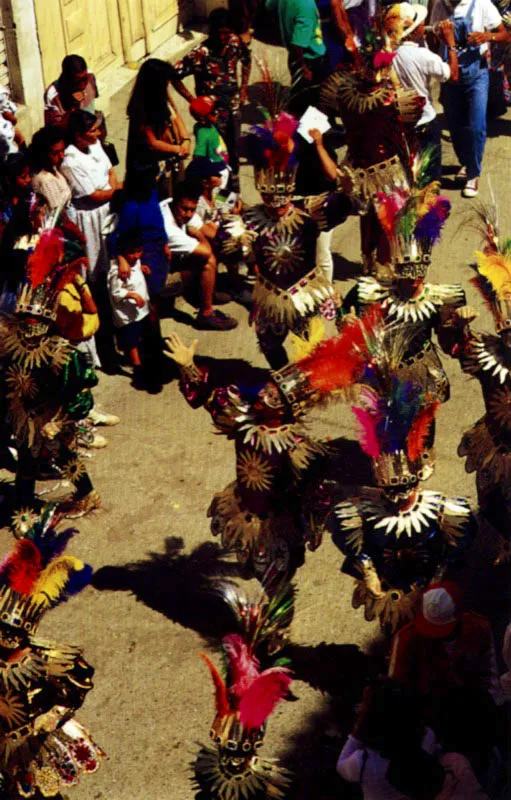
92, 536, 249, 641
333, 254, 364, 282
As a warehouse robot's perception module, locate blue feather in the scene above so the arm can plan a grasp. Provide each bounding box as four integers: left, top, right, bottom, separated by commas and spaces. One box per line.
62, 564, 94, 599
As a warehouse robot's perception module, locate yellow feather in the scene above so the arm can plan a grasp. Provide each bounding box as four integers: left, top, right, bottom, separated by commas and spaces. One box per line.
289, 318, 326, 361
475, 250, 511, 297
32, 556, 84, 607
416, 182, 440, 219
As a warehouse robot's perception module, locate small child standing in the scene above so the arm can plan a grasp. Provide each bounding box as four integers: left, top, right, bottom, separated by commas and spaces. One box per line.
107, 230, 151, 387
189, 96, 230, 190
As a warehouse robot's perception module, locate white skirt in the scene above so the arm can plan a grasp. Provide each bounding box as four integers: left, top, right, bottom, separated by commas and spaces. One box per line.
74, 203, 111, 283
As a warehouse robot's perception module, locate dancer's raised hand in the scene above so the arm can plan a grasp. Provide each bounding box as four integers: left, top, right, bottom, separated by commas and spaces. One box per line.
164, 332, 198, 366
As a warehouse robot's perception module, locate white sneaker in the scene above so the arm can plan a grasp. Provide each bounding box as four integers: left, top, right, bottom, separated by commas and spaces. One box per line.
88, 408, 120, 426
456, 165, 467, 180
462, 178, 479, 198
78, 430, 108, 449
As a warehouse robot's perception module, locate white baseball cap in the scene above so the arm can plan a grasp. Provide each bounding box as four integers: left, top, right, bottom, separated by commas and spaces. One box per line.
415, 583, 462, 638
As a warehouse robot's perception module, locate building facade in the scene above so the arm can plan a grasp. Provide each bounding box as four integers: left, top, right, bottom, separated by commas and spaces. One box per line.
0, 0, 225, 136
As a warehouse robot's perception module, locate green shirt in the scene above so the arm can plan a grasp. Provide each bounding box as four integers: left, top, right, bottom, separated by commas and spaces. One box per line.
193, 123, 228, 163
266, 0, 326, 60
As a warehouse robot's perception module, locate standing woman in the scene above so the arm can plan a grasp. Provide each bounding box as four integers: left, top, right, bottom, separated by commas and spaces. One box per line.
30, 125, 74, 213
61, 109, 119, 284
126, 58, 191, 199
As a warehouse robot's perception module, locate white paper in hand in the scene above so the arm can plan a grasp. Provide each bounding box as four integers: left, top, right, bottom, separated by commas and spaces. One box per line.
297, 105, 331, 144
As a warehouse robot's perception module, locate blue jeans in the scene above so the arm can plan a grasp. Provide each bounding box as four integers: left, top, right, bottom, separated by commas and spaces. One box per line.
442, 64, 489, 179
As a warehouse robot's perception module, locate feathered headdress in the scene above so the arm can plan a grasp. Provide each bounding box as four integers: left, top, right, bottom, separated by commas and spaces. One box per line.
15, 209, 88, 323
241, 61, 299, 197
350, 326, 439, 485
273, 304, 387, 413
376, 149, 451, 279
467, 198, 511, 331
0, 504, 92, 637
193, 579, 293, 799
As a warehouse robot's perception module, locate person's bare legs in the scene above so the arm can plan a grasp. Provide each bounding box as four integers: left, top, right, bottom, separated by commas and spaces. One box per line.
199, 253, 217, 316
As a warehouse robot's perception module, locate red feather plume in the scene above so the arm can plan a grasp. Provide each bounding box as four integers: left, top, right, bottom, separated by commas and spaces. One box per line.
5, 540, 43, 595
200, 653, 230, 718
298, 305, 384, 394
52, 258, 88, 294
27, 229, 65, 288
239, 668, 292, 730
407, 402, 439, 462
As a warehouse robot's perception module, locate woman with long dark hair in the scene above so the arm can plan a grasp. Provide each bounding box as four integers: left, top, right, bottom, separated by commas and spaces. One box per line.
126, 58, 190, 199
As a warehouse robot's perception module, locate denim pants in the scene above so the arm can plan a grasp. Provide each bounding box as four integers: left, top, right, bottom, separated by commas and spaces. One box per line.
442, 64, 489, 179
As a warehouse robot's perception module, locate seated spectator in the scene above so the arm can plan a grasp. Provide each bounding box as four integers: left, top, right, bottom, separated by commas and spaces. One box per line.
337, 679, 488, 799
185, 157, 251, 306
44, 54, 98, 130
161, 180, 238, 331
389, 583, 503, 706
107, 230, 151, 389
30, 125, 73, 213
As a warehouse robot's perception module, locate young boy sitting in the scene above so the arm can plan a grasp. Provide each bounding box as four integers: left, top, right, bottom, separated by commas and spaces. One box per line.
107, 230, 151, 387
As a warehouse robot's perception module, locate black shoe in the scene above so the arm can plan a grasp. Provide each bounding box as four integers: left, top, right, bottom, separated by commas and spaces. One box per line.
195, 309, 238, 331
230, 285, 253, 308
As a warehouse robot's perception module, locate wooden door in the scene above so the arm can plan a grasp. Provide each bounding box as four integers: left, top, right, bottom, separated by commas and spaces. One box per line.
34, 0, 123, 86
141, 0, 181, 52
117, 0, 147, 63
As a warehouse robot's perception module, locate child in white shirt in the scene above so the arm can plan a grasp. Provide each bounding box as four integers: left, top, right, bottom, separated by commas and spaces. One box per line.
107, 230, 151, 379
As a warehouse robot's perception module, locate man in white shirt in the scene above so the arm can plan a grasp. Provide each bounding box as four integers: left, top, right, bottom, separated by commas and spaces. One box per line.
386, 4, 459, 182
430, 0, 508, 197
160, 180, 238, 331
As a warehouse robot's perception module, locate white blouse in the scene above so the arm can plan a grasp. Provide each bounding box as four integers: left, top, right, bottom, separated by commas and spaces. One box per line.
61, 141, 112, 199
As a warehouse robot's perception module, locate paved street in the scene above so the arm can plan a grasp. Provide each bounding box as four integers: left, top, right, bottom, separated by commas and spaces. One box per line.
1, 32, 511, 800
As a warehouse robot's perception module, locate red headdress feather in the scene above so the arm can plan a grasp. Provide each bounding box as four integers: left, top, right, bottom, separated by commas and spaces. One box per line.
297, 304, 384, 394
26, 229, 65, 288
469, 274, 495, 315
52, 257, 88, 294
239, 668, 292, 730
200, 653, 230, 718
407, 402, 439, 462
4, 540, 43, 595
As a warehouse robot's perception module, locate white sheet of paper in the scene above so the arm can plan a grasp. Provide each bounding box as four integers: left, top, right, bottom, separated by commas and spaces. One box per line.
297, 105, 331, 144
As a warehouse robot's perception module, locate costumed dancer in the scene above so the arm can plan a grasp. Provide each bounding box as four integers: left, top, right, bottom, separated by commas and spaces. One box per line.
337, 165, 464, 475
0, 504, 104, 797
164, 326, 366, 580
0, 223, 101, 518
453, 203, 511, 563
193, 578, 293, 799
241, 65, 353, 369
327, 312, 476, 632
318, 4, 425, 275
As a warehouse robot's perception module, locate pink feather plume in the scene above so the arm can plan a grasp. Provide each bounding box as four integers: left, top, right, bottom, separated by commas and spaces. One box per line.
239, 668, 292, 730
222, 633, 260, 698
352, 406, 381, 458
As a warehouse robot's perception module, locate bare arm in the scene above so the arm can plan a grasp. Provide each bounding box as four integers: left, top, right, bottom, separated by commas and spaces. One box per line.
309, 129, 338, 181
143, 125, 187, 157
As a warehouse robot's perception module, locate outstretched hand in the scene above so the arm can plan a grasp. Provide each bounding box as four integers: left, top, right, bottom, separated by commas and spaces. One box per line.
164, 332, 199, 366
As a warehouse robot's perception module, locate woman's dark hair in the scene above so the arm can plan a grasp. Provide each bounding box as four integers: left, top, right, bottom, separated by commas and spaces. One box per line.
124, 162, 159, 199
67, 110, 97, 144
61, 54, 87, 80
126, 58, 176, 135
354, 679, 426, 758
29, 125, 66, 174
117, 228, 143, 255
1, 152, 30, 194
208, 8, 232, 36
